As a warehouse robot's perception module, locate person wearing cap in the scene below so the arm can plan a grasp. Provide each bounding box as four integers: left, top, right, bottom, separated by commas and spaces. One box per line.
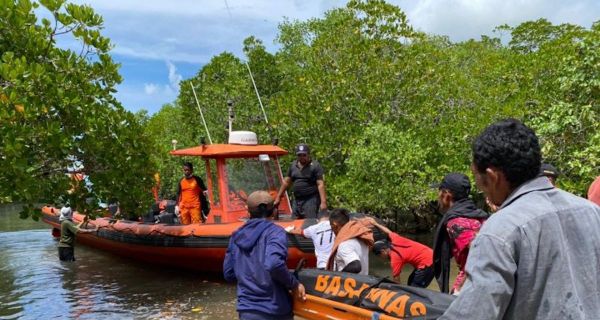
274, 143, 327, 219
57, 206, 98, 261
326, 208, 373, 275
176, 162, 209, 224
432, 172, 489, 294
365, 217, 434, 287
440, 119, 600, 319
285, 210, 335, 269
539, 162, 560, 186
223, 191, 306, 320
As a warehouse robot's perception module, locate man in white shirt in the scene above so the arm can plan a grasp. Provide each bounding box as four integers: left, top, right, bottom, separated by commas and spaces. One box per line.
326, 208, 373, 275
334, 237, 370, 275
286, 210, 335, 269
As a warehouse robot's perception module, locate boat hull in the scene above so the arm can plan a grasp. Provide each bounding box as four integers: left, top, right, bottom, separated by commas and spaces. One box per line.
294, 294, 401, 320
42, 206, 316, 272
293, 269, 454, 320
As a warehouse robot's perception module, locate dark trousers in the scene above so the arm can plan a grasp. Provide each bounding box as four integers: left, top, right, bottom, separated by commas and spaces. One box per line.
407, 265, 434, 288
239, 310, 293, 320
293, 194, 320, 219
58, 246, 75, 261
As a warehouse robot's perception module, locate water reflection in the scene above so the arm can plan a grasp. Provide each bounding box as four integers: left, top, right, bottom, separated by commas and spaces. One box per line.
0, 205, 451, 319
0, 206, 237, 319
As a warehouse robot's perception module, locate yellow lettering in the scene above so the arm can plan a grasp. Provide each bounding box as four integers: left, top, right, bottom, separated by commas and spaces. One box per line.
384, 295, 409, 316
410, 302, 427, 316
365, 288, 384, 301
376, 290, 399, 310
315, 275, 330, 292
324, 276, 341, 296
355, 283, 370, 296
342, 278, 357, 298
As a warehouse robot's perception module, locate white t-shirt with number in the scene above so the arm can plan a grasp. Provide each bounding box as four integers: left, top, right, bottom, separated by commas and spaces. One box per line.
302, 220, 335, 269
334, 238, 369, 275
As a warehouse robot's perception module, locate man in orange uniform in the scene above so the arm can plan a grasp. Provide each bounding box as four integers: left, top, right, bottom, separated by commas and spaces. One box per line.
176, 162, 209, 224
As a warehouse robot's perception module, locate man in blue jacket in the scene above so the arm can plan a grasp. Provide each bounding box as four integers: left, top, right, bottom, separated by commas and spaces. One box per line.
224, 190, 306, 320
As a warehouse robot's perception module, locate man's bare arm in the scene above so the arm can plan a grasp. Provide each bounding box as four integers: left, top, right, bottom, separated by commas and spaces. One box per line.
317, 179, 327, 210
274, 177, 292, 206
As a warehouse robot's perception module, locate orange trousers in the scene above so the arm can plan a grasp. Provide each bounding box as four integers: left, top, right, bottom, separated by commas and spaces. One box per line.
180, 206, 201, 224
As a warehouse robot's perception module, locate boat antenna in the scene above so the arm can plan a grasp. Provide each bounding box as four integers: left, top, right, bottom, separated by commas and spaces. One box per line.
227, 99, 234, 134
189, 81, 213, 144
244, 61, 277, 145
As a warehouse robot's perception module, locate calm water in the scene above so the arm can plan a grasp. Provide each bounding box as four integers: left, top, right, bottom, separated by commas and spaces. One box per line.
0, 204, 449, 319
0, 204, 237, 320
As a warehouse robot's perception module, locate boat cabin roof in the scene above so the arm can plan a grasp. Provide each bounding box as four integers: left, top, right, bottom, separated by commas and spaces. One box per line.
170, 144, 288, 158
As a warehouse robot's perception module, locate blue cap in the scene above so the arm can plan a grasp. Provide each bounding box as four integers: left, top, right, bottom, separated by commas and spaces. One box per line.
295, 143, 310, 155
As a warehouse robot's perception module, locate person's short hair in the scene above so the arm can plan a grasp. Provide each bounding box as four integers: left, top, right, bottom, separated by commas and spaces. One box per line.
246, 191, 275, 218
183, 162, 193, 170
317, 209, 329, 219
372, 240, 391, 255
329, 208, 350, 226
472, 119, 541, 189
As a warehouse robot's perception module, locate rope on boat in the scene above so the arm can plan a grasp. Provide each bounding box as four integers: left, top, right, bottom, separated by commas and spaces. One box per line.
94, 223, 215, 238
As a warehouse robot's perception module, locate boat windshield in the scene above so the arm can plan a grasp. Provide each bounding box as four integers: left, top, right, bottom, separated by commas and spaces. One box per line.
225, 157, 282, 210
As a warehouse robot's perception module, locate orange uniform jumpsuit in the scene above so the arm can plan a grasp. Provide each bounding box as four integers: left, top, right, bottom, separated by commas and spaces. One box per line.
177, 175, 207, 224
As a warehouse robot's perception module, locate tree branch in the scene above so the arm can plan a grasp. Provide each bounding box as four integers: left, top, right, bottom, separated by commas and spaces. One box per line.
44, 12, 60, 57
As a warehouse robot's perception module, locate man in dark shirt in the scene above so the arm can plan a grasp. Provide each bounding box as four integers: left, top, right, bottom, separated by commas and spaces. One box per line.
432, 173, 488, 294
274, 144, 327, 219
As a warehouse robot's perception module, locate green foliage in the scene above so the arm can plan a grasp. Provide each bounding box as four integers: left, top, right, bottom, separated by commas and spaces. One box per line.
177, 52, 268, 145
270, 0, 421, 176
0, 0, 156, 219
530, 22, 600, 194
162, 0, 599, 220
332, 124, 433, 212
143, 103, 200, 199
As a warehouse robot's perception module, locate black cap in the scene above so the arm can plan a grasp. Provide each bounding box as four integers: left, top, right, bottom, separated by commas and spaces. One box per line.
540, 163, 560, 178
372, 240, 390, 255
295, 143, 310, 155
431, 173, 471, 200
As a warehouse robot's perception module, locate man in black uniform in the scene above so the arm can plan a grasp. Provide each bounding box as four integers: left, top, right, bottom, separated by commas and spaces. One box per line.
274, 144, 327, 219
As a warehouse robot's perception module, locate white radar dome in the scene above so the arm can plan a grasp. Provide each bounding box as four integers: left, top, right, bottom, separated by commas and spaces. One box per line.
228, 131, 258, 145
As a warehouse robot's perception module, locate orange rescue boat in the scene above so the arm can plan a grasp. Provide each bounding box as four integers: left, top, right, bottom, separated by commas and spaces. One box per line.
41, 131, 316, 272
